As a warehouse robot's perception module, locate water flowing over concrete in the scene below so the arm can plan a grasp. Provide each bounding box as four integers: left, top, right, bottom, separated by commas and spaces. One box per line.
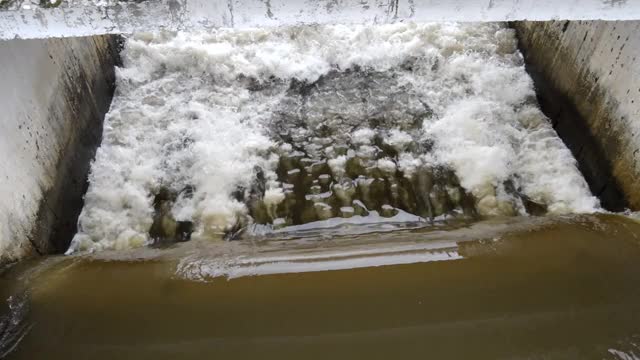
66, 23, 599, 254
2, 3, 640, 261
515, 21, 640, 211
2, 0, 640, 40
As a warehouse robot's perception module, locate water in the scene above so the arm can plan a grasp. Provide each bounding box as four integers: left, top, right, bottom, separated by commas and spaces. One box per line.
67, 22, 598, 254
3, 213, 640, 359
2, 22, 636, 359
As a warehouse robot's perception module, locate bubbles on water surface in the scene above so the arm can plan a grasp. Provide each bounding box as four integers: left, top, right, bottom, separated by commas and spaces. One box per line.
68, 23, 599, 253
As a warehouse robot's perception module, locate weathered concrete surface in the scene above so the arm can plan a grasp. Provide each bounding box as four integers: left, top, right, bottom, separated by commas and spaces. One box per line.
0, 35, 120, 262
2, 0, 640, 40
514, 21, 640, 211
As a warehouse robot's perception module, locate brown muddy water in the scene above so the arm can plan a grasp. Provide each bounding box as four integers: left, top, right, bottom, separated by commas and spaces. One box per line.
3, 213, 640, 359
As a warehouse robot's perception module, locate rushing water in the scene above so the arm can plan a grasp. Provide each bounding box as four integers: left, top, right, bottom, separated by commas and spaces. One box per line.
66, 22, 598, 253
3, 214, 640, 359
2, 21, 638, 359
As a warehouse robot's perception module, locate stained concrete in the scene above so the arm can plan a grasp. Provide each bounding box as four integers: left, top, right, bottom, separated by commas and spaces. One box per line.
2, 0, 640, 40
514, 21, 640, 211
0, 35, 120, 262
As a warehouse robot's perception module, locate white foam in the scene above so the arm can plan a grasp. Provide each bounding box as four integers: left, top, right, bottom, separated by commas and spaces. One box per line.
377, 158, 397, 174
419, 54, 600, 213
176, 238, 461, 280
351, 128, 375, 145
178, 250, 462, 280
328, 155, 348, 178
384, 129, 413, 151
69, 22, 599, 253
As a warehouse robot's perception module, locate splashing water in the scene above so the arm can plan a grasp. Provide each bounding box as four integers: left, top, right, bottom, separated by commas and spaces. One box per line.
68, 22, 599, 253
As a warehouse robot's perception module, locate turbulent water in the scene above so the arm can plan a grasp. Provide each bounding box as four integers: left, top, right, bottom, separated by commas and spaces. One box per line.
68, 22, 599, 253
3, 21, 636, 360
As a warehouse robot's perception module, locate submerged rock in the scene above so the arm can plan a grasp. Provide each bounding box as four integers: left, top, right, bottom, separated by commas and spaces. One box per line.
235, 66, 482, 232
149, 187, 193, 245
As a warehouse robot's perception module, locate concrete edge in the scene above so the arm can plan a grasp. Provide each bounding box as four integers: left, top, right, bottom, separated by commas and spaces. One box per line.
513, 20, 640, 211
0, 35, 121, 263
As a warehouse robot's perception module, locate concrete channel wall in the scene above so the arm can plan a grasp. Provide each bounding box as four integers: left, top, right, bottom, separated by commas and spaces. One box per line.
514, 21, 640, 211
0, 35, 119, 262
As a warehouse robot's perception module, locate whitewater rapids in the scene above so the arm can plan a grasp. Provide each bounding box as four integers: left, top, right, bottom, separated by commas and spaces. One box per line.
68, 22, 599, 253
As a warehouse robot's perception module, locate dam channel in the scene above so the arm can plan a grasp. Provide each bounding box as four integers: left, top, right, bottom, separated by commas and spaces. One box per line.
1, 14, 640, 359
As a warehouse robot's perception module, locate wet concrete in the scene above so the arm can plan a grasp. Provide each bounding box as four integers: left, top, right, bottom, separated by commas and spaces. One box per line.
0, 35, 121, 261
3, 0, 640, 40
514, 21, 640, 211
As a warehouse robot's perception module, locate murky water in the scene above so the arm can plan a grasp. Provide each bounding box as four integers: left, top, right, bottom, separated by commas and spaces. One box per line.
3, 213, 640, 359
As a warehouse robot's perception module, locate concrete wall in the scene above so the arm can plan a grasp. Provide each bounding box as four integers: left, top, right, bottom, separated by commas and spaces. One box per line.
0, 35, 119, 262
2, 0, 640, 40
514, 21, 640, 211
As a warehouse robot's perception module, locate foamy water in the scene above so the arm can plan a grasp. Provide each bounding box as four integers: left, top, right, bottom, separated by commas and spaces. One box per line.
68, 22, 599, 253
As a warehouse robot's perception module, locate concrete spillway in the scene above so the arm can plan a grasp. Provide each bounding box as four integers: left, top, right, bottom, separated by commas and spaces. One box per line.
0, 8, 639, 261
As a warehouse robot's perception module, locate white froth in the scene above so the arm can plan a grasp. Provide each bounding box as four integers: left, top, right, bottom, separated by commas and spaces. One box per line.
384, 129, 413, 151
377, 158, 397, 174
328, 155, 348, 178
351, 128, 376, 145
419, 52, 599, 213
69, 22, 599, 253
